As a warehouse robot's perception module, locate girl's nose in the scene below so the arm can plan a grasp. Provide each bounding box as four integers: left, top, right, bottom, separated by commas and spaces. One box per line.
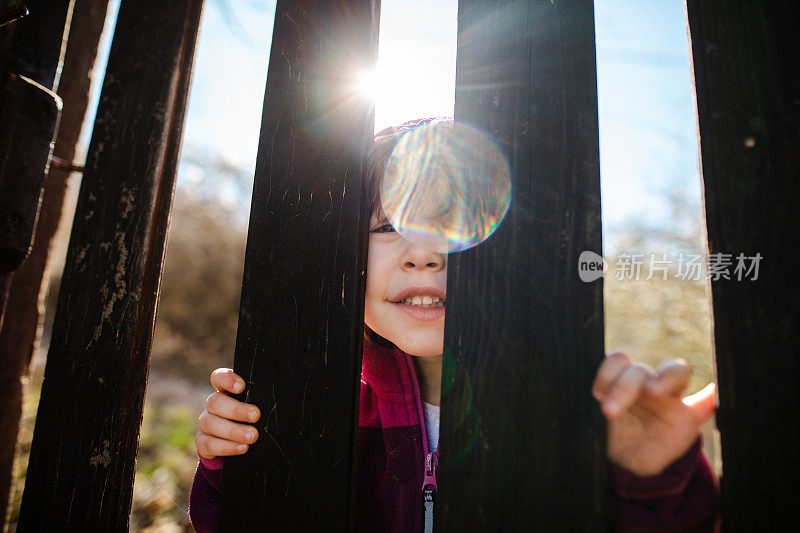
401, 244, 446, 272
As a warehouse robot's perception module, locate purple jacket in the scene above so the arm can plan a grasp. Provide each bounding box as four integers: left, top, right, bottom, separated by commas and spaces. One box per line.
189, 339, 721, 532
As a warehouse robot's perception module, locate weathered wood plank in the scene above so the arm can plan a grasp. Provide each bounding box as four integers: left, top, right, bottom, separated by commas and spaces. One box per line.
0, 74, 61, 274
16, 0, 203, 529
686, 1, 800, 530
0, 0, 110, 526
0, 0, 71, 316
438, 1, 606, 530
0, 0, 72, 88
218, 1, 379, 531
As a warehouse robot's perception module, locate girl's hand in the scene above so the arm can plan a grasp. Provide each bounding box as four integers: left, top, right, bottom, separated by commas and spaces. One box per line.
592, 352, 716, 477
196, 368, 261, 460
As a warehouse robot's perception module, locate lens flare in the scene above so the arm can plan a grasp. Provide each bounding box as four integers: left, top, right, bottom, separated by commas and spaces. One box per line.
356, 68, 379, 101
380, 121, 511, 253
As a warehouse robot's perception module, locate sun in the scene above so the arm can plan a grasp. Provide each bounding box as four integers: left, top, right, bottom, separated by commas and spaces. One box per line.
355, 68, 379, 101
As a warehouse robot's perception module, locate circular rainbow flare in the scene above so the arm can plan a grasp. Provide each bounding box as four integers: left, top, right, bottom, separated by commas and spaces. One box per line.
380, 121, 511, 253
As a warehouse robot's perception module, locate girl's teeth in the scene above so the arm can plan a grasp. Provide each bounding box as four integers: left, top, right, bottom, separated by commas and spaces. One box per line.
399, 296, 445, 308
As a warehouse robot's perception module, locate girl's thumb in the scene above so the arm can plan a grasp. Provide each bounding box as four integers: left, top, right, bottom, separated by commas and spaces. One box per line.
683, 382, 717, 424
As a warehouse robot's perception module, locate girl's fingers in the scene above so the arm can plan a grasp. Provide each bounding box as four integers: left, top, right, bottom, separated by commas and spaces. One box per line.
206, 391, 260, 423
197, 368, 259, 461
196, 432, 250, 459
602, 362, 654, 418
646, 358, 692, 397
683, 382, 717, 424
592, 352, 632, 401
210, 368, 245, 394
199, 411, 259, 444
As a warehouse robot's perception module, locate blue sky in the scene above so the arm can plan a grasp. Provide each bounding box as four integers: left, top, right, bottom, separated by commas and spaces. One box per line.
594, 0, 702, 240
84, 0, 704, 253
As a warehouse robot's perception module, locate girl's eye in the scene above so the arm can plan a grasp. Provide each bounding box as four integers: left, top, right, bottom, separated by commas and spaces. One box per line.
369, 223, 396, 234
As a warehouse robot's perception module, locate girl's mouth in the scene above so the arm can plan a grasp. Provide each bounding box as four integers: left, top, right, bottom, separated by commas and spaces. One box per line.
396, 295, 444, 309
393, 302, 446, 321
388, 287, 446, 320
389, 287, 446, 306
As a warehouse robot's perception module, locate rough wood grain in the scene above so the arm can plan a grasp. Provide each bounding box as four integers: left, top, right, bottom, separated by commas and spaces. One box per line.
686, 1, 800, 530
0, 0, 72, 311
438, 1, 607, 530
16, 0, 202, 529
218, 1, 378, 531
0, 0, 109, 527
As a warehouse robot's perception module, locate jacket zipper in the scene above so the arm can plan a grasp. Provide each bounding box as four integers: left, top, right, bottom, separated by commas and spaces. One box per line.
423, 451, 438, 533
404, 353, 438, 533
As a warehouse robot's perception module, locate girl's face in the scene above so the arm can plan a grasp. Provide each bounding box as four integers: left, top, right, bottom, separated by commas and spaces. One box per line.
364, 210, 447, 357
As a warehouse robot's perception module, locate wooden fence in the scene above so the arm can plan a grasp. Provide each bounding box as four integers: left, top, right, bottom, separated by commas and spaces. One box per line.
0, 0, 797, 531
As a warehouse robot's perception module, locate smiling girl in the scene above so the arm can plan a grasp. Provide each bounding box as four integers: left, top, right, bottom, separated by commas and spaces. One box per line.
189, 119, 721, 532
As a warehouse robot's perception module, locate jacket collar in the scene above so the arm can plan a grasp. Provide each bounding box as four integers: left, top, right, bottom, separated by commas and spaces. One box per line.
361, 337, 422, 428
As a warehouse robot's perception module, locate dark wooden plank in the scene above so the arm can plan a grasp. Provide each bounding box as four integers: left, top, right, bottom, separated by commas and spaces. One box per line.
438, 1, 606, 530
0, 74, 60, 274
686, 1, 800, 530
0, 0, 109, 526
0, 73, 60, 527
16, 0, 203, 529
0, 0, 71, 317
0, 0, 71, 88
218, 1, 379, 531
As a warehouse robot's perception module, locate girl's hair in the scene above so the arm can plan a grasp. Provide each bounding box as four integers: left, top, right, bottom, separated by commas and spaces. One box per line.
362, 117, 452, 349
364, 117, 452, 218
